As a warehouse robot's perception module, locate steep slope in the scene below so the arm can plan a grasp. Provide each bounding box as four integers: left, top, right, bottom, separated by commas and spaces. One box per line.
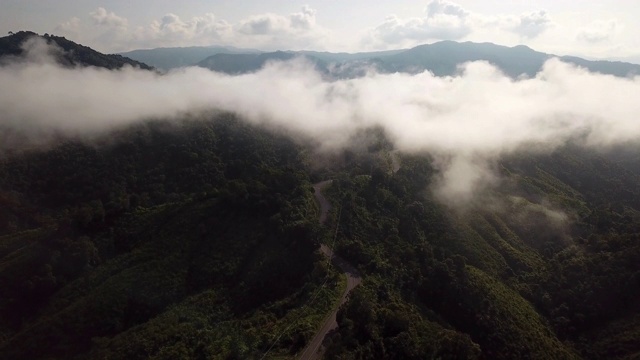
0, 117, 345, 359
317, 144, 640, 359
0, 31, 152, 70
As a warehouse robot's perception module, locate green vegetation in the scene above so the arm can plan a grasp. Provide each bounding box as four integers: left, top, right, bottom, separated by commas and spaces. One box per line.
317, 143, 640, 359
0, 116, 345, 359
0, 115, 638, 359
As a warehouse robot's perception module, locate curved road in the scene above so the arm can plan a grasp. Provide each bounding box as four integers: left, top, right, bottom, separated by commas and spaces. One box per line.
297, 181, 362, 360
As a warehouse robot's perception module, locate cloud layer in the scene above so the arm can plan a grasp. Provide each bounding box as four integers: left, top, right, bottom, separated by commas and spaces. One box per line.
577, 20, 620, 44
372, 0, 471, 45
368, 1, 553, 48
507, 11, 553, 39
55, 6, 327, 52
46, 0, 634, 61
3, 38, 640, 202
53, 1, 556, 53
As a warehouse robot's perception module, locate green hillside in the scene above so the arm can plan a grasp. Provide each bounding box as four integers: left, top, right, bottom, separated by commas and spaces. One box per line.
1, 116, 639, 360
318, 145, 640, 359
0, 116, 347, 359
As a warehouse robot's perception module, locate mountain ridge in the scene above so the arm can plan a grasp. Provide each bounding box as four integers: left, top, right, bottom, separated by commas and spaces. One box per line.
120, 45, 261, 70
0, 31, 152, 70
119, 38, 640, 78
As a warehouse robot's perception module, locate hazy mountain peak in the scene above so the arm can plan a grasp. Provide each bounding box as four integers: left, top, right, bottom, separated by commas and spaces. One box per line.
121, 39, 640, 79
119, 45, 262, 70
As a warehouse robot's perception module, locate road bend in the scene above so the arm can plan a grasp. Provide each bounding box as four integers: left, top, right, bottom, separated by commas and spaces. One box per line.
298, 181, 362, 360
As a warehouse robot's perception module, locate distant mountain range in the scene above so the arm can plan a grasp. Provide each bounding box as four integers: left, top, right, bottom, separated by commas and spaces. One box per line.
2, 31, 639, 79
119, 46, 261, 71
122, 40, 640, 79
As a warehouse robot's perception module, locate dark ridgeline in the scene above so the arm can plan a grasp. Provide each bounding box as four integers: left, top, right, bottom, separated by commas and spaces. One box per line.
0, 31, 153, 70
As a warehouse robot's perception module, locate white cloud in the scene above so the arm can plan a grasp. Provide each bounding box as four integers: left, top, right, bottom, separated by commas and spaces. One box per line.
55, 17, 81, 33
239, 6, 318, 35
371, 0, 471, 46
4, 39, 640, 203
577, 20, 620, 44
54, 17, 81, 38
507, 11, 553, 39
290, 5, 317, 30
90, 7, 128, 29
142, 12, 232, 45
239, 14, 289, 35
53, 6, 327, 52
425, 0, 468, 18
368, 1, 554, 48
236, 6, 327, 49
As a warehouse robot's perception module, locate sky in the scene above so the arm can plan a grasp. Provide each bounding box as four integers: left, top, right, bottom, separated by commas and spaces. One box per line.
1, 0, 639, 62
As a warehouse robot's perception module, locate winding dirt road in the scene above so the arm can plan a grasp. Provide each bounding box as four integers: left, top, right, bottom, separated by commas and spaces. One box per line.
297, 181, 362, 360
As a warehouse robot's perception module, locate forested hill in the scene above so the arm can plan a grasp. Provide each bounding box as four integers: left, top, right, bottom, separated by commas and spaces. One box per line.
0, 116, 639, 359
0, 116, 343, 359
0, 31, 152, 70
321, 143, 640, 359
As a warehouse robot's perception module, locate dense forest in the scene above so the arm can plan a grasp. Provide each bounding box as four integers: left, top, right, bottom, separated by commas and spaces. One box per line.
0, 32, 639, 359
0, 116, 349, 359
320, 143, 640, 359
1, 115, 638, 359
